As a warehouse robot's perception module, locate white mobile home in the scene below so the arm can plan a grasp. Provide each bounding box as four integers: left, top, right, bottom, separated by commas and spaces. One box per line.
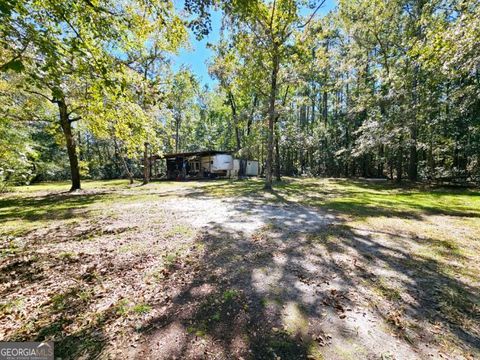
159, 151, 258, 180
230, 159, 260, 178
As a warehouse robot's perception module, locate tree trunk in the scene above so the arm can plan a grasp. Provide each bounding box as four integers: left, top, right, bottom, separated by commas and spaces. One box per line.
322, 41, 329, 126
247, 94, 257, 137
175, 115, 180, 152
408, 125, 418, 181
274, 86, 289, 182
143, 142, 150, 185
265, 51, 279, 190
378, 144, 384, 177
124, 159, 134, 184
428, 129, 434, 180
228, 91, 241, 151
322, 91, 328, 126
409, 63, 419, 182
397, 138, 403, 183
114, 139, 134, 184
274, 126, 281, 181
58, 99, 81, 191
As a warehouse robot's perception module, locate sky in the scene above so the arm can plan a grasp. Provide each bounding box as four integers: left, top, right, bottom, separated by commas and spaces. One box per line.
172, 0, 338, 88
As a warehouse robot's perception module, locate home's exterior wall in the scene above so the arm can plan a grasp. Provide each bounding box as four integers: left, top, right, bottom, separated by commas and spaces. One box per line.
163, 152, 257, 179
212, 154, 234, 172
246, 160, 259, 176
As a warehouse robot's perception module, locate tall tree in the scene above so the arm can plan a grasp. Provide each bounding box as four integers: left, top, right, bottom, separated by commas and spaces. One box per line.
1, 0, 186, 190
224, 0, 327, 189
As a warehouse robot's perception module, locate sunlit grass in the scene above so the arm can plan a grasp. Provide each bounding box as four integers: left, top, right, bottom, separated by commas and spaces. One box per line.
199, 177, 480, 219
0, 180, 182, 238
275, 178, 480, 217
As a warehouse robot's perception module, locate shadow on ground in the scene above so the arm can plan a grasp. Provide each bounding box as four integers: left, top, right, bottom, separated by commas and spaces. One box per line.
2, 179, 479, 359
196, 178, 480, 219
131, 192, 479, 359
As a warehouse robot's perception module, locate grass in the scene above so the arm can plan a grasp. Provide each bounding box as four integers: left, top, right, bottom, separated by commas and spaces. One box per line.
164, 224, 193, 238
4, 178, 477, 239
0, 298, 24, 316
222, 289, 239, 301
281, 302, 309, 337
201, 177, 480, 219
118, 241, 150, 254
1, 177, 479, 359
203, 177, 480, 281
373, 277, 402, 302
115, 299, 152, 317
2, 179, 478, 287
132, 303, 152, 315
0, 179, 193, 239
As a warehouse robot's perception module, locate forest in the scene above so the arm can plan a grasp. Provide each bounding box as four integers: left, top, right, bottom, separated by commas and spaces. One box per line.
1, 1, 480, 359
1, 0, 479, 190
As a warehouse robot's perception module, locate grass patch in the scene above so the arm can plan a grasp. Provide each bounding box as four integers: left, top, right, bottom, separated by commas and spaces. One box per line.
132, 303, 152, 315
58, 251, 76, 260
164, 224, 193, 238
115, 299, 151, 317
273, 178, 480, 219
118, 241, 150, 254
372, 277, 402, 302
186, 325, 207, 338
0, 298, 24, 316
281, 302, 309, 337
222, 289, 239, 301
200, 177, 480, 219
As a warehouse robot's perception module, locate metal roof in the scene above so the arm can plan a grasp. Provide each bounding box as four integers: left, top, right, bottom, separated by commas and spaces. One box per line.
156, 150, 232, 159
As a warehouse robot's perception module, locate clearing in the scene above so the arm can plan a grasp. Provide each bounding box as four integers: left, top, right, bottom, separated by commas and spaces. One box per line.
0, 178, 479, 359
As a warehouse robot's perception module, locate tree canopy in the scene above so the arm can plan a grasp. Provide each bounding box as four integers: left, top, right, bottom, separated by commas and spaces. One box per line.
1, 0, 479, 189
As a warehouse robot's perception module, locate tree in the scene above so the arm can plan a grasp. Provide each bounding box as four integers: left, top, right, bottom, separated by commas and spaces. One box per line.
224, 0, 328, 189
1, 0, 186, 190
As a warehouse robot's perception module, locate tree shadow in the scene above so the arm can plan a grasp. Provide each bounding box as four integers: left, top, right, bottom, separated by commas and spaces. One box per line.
0, 192, 110, 223
277, 179, 480, 218
0, 249, 162, 359
193, 178, 480, 219
131, 194, 479, 358
3, 277, 111, 359
2, 179, 478, 358
135, 225, 325, 359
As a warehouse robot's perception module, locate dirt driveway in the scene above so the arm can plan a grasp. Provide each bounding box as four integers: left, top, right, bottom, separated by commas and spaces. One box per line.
1, 180, 478, 359
125, 186, 477, 360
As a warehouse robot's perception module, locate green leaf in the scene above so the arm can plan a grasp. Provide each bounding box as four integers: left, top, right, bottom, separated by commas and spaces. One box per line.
2, 59, 25, 73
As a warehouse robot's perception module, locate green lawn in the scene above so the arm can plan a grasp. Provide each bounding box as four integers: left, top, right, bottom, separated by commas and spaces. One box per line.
201, 177, 480, 218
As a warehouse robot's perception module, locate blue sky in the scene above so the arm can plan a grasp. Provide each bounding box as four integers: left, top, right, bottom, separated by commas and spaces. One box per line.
173, 0, 338, 88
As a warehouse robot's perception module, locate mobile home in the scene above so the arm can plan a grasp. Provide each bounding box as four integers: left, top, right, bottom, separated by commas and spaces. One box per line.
155, 151, 258, 180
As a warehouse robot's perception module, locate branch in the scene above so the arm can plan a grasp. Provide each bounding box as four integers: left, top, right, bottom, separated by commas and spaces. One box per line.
298, 0, 327, 29
0, 41, 30, 72
371, 30, 390, 75
269, 0, 276, 33
67, 106, 84, 116
1, 112, 53, 123
46, 0, 111, 83
82, 0, 117, 16
25, 90, 56, 103
245, 22, 270, 49
252, 83, 268, 98
279, 4, 295, 40
69, 116, 82, 123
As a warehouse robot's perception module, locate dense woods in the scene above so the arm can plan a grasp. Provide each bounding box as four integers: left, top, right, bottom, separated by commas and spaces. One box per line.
1, 0, 479, 190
